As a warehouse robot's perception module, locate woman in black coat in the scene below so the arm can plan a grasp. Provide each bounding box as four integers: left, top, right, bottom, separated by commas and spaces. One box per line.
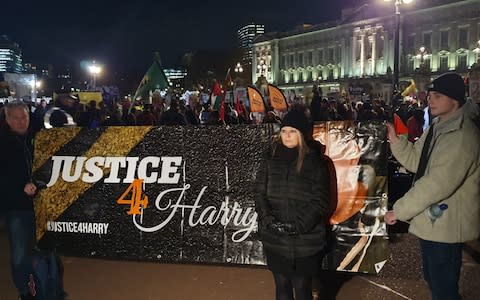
254, 109, 331, 300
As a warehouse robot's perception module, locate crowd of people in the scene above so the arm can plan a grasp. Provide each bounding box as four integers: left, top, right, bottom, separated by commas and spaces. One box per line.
1, 71, 479, 300
0, 84, 398, 135
310, 86, 391, 122
0, 94, 247, 132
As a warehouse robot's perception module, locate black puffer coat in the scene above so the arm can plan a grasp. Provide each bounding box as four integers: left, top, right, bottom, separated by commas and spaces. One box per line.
254, 143, 331, 259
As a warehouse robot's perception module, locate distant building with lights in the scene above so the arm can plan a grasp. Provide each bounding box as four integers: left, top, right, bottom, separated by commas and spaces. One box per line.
164, 68, 187, 89
252, 0, 480, 103
238, 23, 265, 65
24, 63, 37, 74
56, 65, 72, 80
164, 68, 187, 81
0, 35, 23, 73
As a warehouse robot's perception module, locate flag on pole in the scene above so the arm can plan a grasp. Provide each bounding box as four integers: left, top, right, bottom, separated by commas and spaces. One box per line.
219, 68, 233, 121
401, 80, 417, 97
225, 68, 233, 88
247, 86, 266, 113
210, 80, 223, 110
235, 95, 241, 113
219, 94, 226, 121
133, 53, 170, 103
235, 95, 247, 120
267, 84, 288, 111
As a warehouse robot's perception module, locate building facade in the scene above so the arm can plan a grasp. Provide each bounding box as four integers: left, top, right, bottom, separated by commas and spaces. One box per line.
0, 35, 23, 73
253, 0, 480, 103
238, 23, 265, 65
164, 68, 187, 89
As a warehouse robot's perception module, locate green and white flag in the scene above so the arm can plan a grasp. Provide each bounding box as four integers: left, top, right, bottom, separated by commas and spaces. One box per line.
133, 53, 170, 103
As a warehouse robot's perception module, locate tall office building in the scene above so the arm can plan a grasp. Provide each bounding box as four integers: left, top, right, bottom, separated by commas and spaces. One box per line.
0, 35, 23, 73
238, 23, 265, 65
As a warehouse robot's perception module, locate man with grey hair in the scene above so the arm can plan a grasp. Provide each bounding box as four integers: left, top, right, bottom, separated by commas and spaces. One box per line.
0, 100, 39, 299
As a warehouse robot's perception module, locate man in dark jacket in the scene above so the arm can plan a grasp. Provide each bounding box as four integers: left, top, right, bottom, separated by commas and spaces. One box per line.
310, 85, 323, 122
31, 99, 48, 131
159, 100, 187, 126
0, 101, 38, 299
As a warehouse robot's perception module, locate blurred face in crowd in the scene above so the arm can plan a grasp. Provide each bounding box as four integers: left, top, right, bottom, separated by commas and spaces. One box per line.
427, 91, 460, 121
281, 126, 300, 148
6, 106, 30, 135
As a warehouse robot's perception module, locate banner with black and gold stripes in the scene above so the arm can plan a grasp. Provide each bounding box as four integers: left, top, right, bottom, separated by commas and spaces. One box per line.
33, 122, 389, 274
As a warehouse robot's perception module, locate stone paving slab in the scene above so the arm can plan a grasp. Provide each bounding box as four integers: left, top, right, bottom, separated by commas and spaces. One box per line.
1, 230, 479, 300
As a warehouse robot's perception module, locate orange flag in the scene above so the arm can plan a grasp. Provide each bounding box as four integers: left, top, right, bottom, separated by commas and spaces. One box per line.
268, 84, 288, 111
247, 86, 266, 113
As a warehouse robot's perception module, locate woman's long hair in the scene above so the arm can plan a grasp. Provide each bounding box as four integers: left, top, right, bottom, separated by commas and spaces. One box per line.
272, 128, 309, 173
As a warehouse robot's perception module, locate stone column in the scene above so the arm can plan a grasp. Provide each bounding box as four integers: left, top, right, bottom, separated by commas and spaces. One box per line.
252, 46, 258, 84
470, 64, 480, 104
352, 35, 357, 76
273, 40, 279, 84
341, 40, 346, 79
371, 33, 377, 76
384, 30, 390, 75
360, 33, 365, 77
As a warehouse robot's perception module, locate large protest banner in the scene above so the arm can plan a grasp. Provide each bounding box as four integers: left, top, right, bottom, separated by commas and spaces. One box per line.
32, 122, 388, 274
314, 121, 388, 273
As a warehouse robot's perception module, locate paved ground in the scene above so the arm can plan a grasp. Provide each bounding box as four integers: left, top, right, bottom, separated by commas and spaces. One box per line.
1, 226, 479, 300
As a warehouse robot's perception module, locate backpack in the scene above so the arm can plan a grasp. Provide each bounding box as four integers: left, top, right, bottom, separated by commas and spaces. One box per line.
25, 250, 64, 300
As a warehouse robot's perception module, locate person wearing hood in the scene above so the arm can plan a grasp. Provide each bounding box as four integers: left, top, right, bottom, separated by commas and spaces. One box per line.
254, 109, 331, 300
385, 72, 480, 300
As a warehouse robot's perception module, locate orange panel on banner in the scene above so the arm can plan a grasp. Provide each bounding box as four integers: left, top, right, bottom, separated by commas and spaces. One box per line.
267, 84, 288, 111
247, 86, 265, 113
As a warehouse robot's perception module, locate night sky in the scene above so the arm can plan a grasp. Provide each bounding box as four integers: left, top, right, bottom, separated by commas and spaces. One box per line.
4, 0, 360, 77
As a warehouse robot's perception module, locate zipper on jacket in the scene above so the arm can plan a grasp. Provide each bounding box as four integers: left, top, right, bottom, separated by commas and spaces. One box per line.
286, 162, 296, 261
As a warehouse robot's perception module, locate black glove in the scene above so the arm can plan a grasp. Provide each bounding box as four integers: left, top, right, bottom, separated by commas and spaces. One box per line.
260, 215, 275, 229
34, 180, 47, 190
267, 221, 297, 236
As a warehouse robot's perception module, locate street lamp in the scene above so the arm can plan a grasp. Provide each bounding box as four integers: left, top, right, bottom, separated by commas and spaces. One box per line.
416, 46, 429, 68
88, 61, 102, 90
234, 62, 244, 87
257, 59, 268, 77
234, 62, 243, 74
29, 76, 42, 103
384, 0, 414, 91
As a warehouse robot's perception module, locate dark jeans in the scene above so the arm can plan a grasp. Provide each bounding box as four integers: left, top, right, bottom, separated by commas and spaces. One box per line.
272, 272, 312, 300
419, 239, 463, 300
5, 210, 36, 295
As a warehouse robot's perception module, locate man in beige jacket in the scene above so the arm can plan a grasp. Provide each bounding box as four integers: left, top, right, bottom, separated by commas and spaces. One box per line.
385, 72, 480, 300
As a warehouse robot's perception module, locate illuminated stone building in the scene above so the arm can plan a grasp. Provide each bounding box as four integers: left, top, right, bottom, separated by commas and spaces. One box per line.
252, 0, 480, 102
